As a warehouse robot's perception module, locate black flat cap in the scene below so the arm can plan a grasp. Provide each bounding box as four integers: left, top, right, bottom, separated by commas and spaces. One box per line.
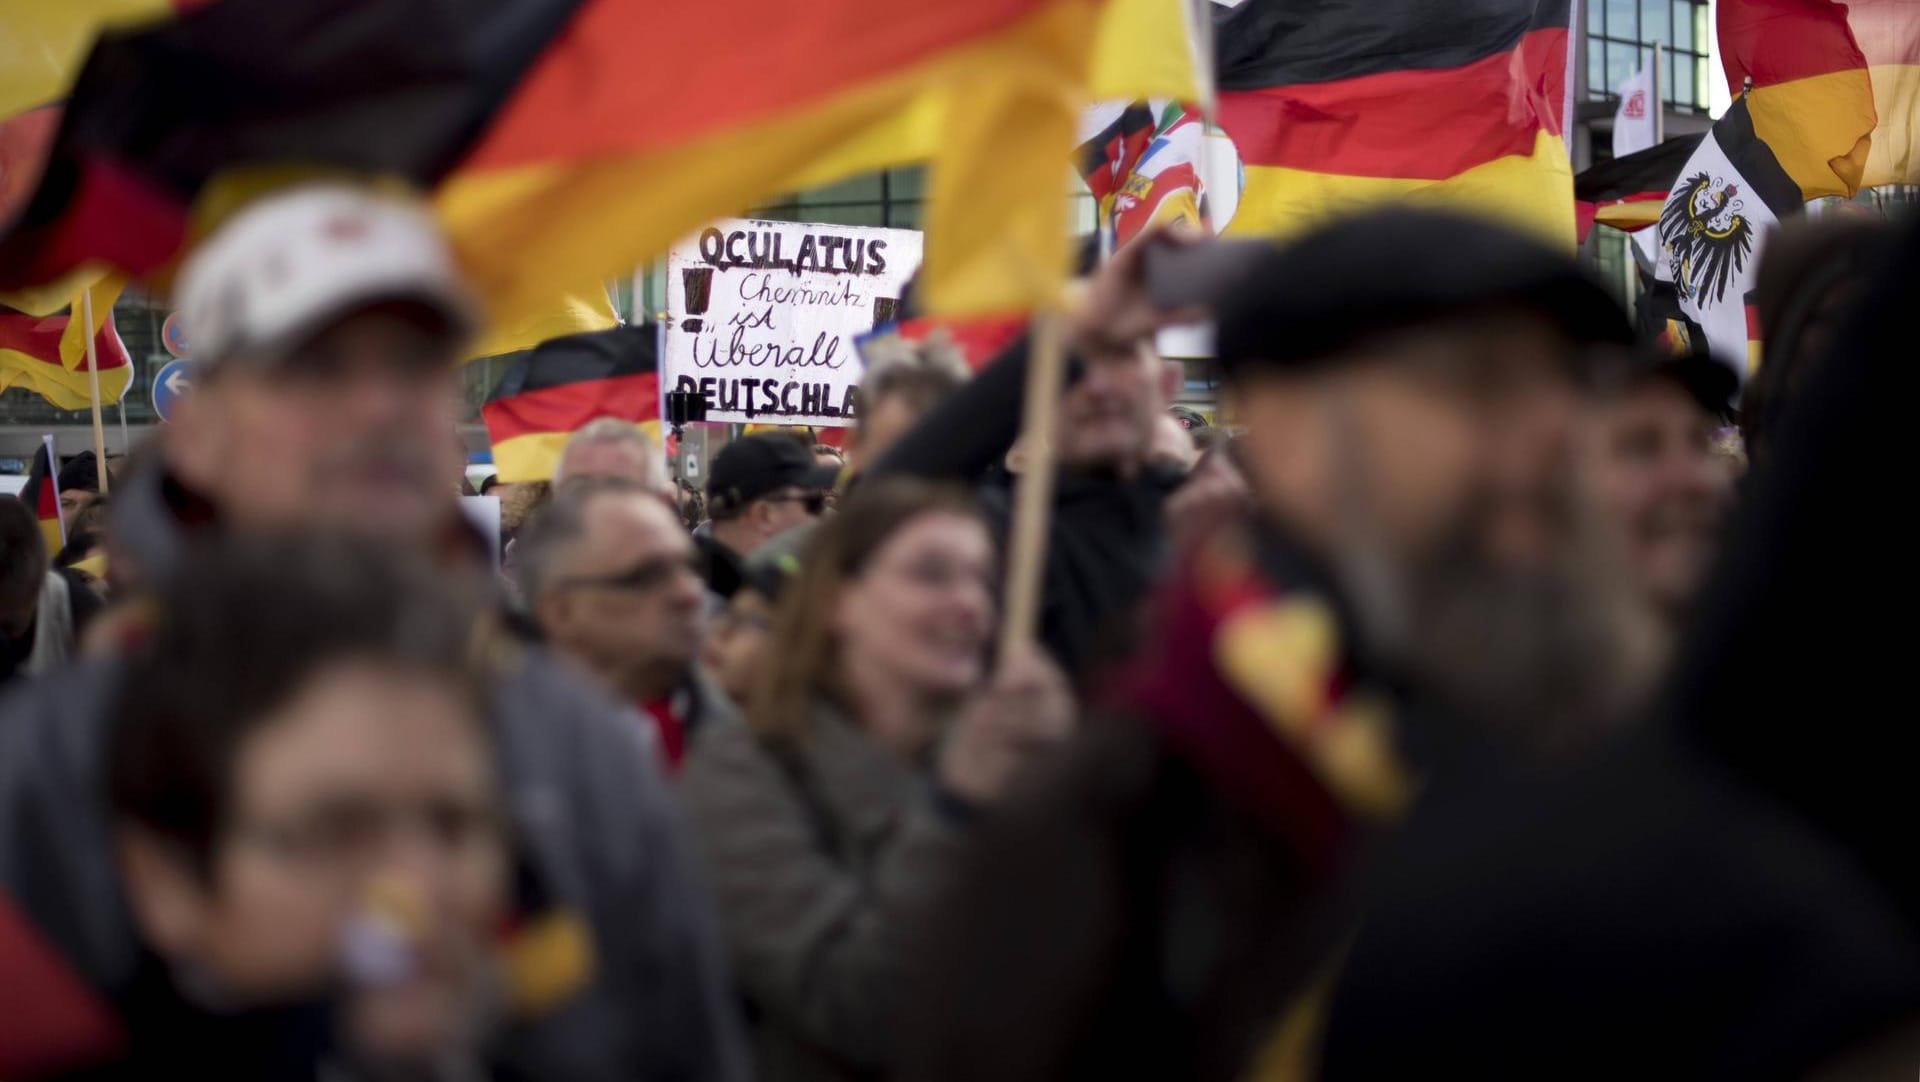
1214, 208, 1632, 379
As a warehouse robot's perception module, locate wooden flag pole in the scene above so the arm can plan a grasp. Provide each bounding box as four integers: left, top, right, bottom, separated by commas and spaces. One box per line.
998, 308, 1070, 665
80, 289, 110, 495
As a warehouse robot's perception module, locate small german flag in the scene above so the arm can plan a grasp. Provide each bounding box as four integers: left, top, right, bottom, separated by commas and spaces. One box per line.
17, 435, 65, 555
481, 323, 661, 484
0, 283, 132, 411
1214, 0, 1577, 249
1575, 134, 1705, 240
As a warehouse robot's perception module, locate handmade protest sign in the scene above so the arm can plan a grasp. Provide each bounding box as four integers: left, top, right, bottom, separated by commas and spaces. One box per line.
664, 218, 921, 426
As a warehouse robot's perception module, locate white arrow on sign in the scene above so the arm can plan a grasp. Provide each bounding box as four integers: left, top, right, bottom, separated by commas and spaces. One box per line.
165, 369, 192, 396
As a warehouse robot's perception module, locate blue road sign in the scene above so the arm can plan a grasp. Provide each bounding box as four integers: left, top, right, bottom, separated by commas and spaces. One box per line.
152, 359, 195, 424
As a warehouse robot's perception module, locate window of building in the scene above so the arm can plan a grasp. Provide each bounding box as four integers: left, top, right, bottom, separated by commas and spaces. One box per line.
1588, 0, 1712, 112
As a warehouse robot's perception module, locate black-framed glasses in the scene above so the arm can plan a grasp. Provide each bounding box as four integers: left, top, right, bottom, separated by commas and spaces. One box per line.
761, 491, 830, 516
556, 554, 703, 593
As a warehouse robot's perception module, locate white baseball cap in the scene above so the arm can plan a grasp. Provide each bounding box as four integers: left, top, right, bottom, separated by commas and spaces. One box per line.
176, 184, 480, 368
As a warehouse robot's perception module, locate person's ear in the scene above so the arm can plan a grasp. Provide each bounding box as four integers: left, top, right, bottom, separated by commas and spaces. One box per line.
117, 827, 211, 962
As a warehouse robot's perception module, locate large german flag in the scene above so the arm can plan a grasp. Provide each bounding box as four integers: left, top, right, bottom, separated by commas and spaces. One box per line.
481, 323, 662, 483
0, 0, 1199, 327
1717, 0, 1878, 198
1214, 0, 1577, 249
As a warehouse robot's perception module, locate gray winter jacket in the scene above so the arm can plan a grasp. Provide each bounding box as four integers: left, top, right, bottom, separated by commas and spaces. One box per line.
0, 467, 750, 1082
677, 703, 967, 1082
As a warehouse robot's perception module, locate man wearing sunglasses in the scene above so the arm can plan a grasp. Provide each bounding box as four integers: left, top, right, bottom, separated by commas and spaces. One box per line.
699, 433, 838, 601
517, 483, 727, 769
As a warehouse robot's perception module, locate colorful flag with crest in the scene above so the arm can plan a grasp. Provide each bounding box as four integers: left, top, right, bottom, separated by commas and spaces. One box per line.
1077, 99, 1211, 252
1653, 96, 1802, 379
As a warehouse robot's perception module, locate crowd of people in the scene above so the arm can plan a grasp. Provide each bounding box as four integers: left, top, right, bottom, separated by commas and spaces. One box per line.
1, 179, 1914, 1081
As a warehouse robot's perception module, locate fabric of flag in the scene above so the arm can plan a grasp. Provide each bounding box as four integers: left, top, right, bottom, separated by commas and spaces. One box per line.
0, 280, 132, 411
17, 437, 66, 555
1849, 0, 1920, 187
0, 0, 1201, 329
1213, 0, 1577, 250
466, 286, 619, 365
1612, 63, 1657, 159
0, 0, 201, 118
1652, 96, 1802, 379
1717, 0, 1877, 199
891, 314, 1029, 372
481, 322, 662, 483
1576, 133, 1705, 238
1076, 99, 1210, 251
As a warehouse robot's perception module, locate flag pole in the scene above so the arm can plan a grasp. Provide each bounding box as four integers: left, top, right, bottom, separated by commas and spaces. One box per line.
1652, 40, 1665, 144
80, 288, 110, 495
998, 308, 1069, 665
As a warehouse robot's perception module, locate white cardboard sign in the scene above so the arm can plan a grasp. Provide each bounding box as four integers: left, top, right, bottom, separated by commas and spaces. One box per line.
664, 218, 922, 426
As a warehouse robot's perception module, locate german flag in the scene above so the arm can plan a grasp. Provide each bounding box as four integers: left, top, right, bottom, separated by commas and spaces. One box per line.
1717, 0, 1878, 198
1851, 0, 1920, 187
1575, 133, 1705, 239
1214, 0, 1577, 249
466, 286, 618, 366
0, 0, 1198, 329
481, 323, 661, 483
0, 280, 132, 411
16, 436, 65, 554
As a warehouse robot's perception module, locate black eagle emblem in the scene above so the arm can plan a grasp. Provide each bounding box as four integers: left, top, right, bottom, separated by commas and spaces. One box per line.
1659, 171, 1754, 306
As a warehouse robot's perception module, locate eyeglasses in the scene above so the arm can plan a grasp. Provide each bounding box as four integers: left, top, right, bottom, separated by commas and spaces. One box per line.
761, 491, 830, 516
556, 554, 703, 593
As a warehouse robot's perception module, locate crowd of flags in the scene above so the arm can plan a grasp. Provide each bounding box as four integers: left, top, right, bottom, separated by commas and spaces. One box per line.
0, 0, 1915, 427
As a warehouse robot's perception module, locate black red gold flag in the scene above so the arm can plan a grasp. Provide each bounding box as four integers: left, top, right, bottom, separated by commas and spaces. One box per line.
480, 323, 661, 483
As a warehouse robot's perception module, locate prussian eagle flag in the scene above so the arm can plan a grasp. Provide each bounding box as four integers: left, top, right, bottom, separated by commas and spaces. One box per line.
1653, 95, 1802, 380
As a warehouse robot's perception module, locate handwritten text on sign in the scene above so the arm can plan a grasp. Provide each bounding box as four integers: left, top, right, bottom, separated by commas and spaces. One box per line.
664, 219, 922, 426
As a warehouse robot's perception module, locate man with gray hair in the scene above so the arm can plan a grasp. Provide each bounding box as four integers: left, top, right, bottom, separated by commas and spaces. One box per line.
845, 333, 969, 474
517, 482, 732, 767
555, 417, 670, 494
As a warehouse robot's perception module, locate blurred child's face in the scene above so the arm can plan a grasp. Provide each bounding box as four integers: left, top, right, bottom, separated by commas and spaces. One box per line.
120, 661, 508, 1060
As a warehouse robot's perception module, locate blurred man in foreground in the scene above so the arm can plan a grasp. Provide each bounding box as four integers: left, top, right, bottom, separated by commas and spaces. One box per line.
1586, 350, 1737, 629
908, 209, 1650, 1082
517, 483, 732, 767
0, 185, 744, 1081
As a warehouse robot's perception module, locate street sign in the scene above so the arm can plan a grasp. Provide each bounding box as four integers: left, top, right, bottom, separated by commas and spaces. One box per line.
161, 312, 188, 358
152, 359, 195, 423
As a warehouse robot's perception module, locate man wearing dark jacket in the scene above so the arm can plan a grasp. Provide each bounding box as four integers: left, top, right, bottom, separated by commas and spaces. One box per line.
0, 184, 745, 1081
869, 240, 1192, 682
905, 209, 1651, 1082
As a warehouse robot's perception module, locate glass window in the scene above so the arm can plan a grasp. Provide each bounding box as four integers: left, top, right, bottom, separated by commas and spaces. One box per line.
1640, 0, 1669, 43
1671, 0, 1694, 50
1589, 0, 1606, 33
1606, 0, 1639, 37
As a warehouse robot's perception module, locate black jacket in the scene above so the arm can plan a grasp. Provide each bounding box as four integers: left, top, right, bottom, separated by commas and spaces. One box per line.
869, 333, 1180, 681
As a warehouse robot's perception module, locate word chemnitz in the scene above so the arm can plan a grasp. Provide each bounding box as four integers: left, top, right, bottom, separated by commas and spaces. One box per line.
672, 375, 859, 420
697, 226, 892, 275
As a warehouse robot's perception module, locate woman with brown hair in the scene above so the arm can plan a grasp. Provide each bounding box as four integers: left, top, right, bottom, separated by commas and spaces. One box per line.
678, 477, 1073, 1082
